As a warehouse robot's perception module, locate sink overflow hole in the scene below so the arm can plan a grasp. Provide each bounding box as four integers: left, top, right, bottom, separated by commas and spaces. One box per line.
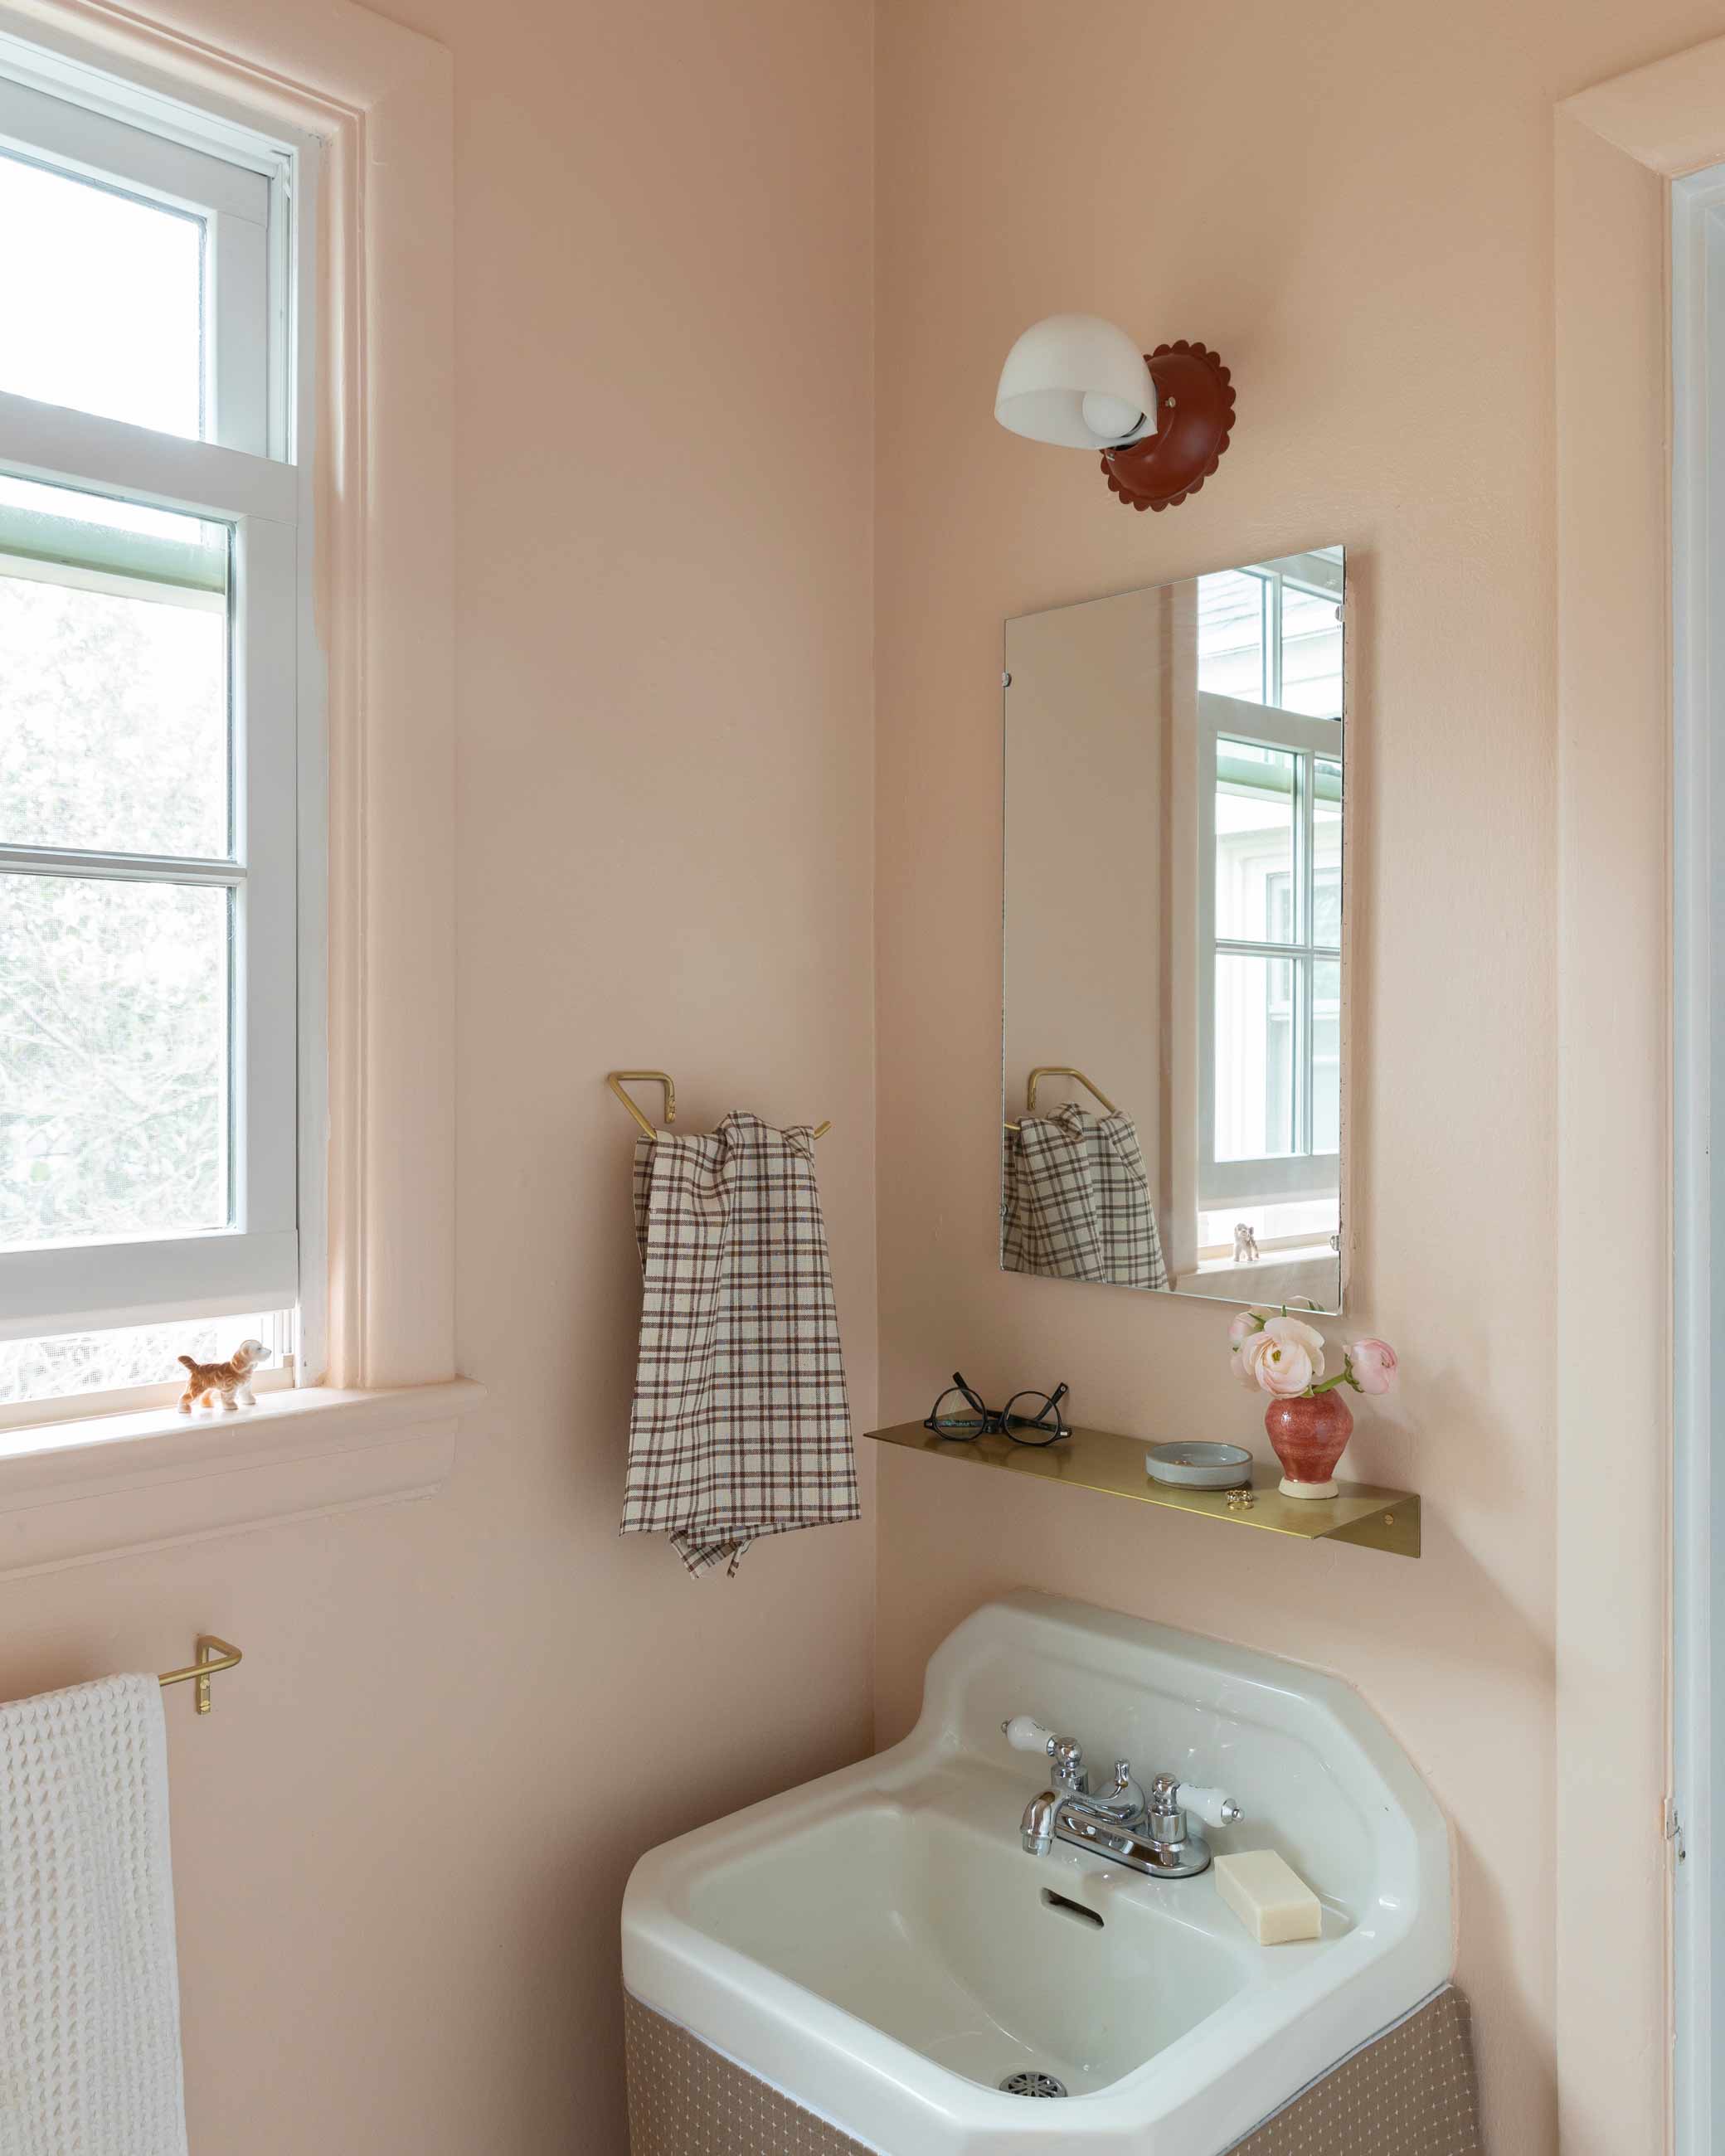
1000, 2070, 1070, 2099
1039, 1888, 1103, 1930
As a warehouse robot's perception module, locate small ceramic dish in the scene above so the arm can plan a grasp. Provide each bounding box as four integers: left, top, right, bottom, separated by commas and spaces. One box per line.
1145, 1441, 1255, 1490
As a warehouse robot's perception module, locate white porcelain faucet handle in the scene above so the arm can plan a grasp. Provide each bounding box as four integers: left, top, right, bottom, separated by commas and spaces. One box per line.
1001, 1715, 1057, 1756
1176, 1783, 1243, 1829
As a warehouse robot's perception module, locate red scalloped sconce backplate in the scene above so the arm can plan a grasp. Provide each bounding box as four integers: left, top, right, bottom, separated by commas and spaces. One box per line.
1100, 341, 1237, 512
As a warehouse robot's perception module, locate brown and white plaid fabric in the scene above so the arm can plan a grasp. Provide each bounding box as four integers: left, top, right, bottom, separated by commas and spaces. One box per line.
1001, 1101, 1168, 1289
622, 1111, 858, 1577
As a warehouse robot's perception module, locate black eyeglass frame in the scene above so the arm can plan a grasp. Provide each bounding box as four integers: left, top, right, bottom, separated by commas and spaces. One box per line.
923, 1371, 1072, 1447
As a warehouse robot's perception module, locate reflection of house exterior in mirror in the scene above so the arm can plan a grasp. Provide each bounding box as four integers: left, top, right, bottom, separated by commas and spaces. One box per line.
1001, 548, 1344, 1311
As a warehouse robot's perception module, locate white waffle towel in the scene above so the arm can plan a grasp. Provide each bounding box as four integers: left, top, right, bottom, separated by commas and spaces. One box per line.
0, 1673, 187, 2156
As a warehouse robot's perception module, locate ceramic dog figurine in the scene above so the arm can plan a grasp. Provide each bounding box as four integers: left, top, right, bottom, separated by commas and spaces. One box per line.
1232, 1222, 1261, 1263
176, 1337, 267, 1414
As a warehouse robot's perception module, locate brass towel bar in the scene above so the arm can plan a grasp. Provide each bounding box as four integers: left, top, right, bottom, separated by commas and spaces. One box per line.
158, 1634, 242, 1717
1005, 1066, 1120, 1133
607, 1070, 831, 1142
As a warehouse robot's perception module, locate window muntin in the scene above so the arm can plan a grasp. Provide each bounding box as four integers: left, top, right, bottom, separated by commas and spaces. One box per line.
0, 62, 302, 1401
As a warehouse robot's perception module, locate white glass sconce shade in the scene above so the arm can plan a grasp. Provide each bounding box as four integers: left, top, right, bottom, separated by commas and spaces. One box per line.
994, 313, 1158, 449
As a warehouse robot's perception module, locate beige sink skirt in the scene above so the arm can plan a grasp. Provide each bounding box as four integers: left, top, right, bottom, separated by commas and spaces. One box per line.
624, 1984, 1481, 2156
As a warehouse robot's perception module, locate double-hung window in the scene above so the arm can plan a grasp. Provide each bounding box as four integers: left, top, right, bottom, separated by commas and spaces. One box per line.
1194, 553, 1344, 1250
0, 59, 309, 1416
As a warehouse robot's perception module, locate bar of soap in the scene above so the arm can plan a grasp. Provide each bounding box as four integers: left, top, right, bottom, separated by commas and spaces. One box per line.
1214, 1850, 1323, 1944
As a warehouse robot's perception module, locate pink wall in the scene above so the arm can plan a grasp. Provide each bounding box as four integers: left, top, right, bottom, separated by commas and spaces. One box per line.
871, 3, 1720, 2149
0, 3, 1708, 2150
0, 4, 876, 2152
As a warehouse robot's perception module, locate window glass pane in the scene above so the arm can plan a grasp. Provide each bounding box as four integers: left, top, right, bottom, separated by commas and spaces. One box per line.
1278, 581, 1344, 716
0, 1312, 281, 1412
1215, 951, 1296, 1161
0, 480, 229, 857
0, 874, 229, 1248
1314, 759, 1342, 949
1198, 570, 1265, 702
0, 150, 203, 438
1313, 959, 1341, 1154
1216, 741, 1295, 943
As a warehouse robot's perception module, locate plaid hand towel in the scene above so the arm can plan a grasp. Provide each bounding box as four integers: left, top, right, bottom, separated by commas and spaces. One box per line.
622, 1110, 858, 1576
1002, 1101, 1169, 1289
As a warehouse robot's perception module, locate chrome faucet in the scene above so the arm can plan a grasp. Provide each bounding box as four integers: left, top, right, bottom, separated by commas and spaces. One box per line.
1003, 1715, 1242, 1881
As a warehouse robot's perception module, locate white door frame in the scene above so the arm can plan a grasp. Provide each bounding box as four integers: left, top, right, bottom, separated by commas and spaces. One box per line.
1671, 158, 1725, 2156
1552, 40, 1725, 2144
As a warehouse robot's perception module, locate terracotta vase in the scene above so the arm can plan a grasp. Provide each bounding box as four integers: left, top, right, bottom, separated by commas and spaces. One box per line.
1263, 1390, 1353, 1500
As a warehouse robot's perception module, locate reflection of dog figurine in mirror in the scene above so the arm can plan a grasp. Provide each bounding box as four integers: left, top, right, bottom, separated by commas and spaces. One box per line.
177, 1338, 267, 1414
1232, 1223, 1261, 1264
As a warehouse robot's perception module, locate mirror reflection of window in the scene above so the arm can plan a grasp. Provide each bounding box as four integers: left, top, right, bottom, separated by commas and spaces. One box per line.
1197, 569, 1267, 701
1198, 556, 1343, 718
1001, 546, 1346, 1310
1279, 580, 1344, 716
1210, 743, 1340, 1170
1314, 958, 1341, 1154
1193, 550, 1344, 1289
1214, 742, 1295, 944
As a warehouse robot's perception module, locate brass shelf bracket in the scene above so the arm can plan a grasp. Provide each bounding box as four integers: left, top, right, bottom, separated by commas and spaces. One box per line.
159, 1634, 243, 1716
608, 1070, 677, 1139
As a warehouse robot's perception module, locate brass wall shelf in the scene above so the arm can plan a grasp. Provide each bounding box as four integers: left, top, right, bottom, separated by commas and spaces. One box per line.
867, 1422, 1420, 1559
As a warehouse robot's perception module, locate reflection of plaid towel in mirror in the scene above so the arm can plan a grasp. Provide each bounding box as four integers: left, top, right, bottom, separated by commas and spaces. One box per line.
1002, 1102, 1168, 1289
623, 1111, 858, 1576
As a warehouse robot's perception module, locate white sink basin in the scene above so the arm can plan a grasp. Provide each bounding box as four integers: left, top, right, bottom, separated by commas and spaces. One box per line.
624, 1592, 1451, 2154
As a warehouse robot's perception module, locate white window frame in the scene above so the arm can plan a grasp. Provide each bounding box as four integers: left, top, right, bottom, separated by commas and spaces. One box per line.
1197, 689, 1344, 1207
0, 0, 470, 1581
0, 66, 279, 452
0, 68, 312, 1354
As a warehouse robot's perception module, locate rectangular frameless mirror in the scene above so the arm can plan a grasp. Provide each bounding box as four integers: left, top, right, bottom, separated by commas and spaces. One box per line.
1002, 547, 1346, 1311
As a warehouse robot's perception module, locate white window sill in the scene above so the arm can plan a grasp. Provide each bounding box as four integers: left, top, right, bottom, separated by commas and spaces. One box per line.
1189, 1241, 1337, 1275
0, 1377, 485, 1580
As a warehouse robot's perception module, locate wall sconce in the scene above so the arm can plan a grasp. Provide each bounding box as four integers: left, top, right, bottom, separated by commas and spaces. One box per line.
994, 313, 1237, 512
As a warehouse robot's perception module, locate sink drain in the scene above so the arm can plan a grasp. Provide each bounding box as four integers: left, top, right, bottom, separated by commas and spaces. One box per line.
999, 2071, 1068, 2099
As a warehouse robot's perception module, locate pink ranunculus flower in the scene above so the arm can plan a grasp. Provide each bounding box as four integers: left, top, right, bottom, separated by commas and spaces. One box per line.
1231, 1343, 1263, 1390
1261, 1314, 1326, 1380
1349, 1338, 1398, 1396
1227, 1309, 1261, 1348
1239, 1328, 1317, 1398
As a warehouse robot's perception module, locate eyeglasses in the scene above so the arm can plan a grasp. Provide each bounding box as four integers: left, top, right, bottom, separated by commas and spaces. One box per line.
924, 1372, 1071, 1447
